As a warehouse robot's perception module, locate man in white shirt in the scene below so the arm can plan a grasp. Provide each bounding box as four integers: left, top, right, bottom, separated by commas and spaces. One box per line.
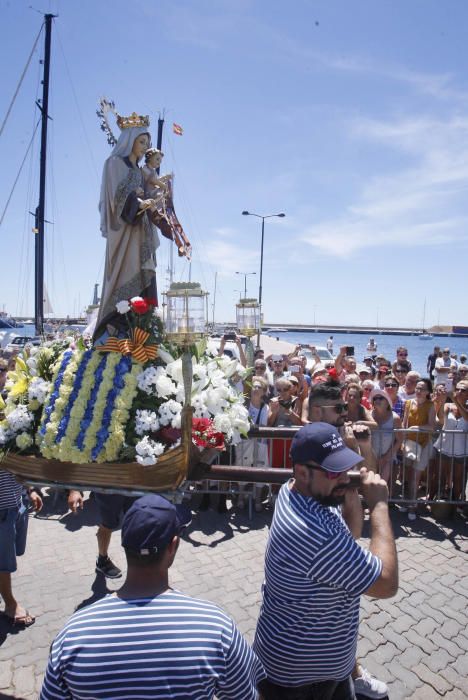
434, 348, 457, 391
398, 371, 421, 401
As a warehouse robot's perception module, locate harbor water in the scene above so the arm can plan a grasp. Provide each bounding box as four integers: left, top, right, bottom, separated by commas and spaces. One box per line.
266, 330, 468, 377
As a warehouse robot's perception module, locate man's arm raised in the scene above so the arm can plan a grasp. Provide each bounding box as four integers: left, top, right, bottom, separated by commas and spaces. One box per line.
360, 468, 398, 599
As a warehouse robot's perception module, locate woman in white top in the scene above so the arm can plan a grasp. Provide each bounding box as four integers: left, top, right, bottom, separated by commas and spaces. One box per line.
370, 389, 403, 488
432, 380, 468, 500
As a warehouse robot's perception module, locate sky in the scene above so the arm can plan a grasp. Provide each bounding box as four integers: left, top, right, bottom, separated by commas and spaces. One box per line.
1, 0, 468, 329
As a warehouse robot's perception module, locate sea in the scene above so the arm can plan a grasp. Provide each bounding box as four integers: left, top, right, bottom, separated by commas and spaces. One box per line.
264, 330, 468, 377
15, 324, 468, 377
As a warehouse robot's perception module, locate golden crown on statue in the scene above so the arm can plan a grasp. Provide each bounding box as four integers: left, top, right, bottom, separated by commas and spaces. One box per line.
116, 112, 150, 130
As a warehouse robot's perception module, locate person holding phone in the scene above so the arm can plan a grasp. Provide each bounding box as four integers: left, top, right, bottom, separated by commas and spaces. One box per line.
269, 378, 303, 470
334, 346, 357, 382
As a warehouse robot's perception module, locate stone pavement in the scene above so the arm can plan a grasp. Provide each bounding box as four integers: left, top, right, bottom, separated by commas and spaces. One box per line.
0, 490, 467, 699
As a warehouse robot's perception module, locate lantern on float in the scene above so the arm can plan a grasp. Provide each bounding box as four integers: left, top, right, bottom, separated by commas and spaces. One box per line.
236, 297, 260, 366
165, 282, 208, 405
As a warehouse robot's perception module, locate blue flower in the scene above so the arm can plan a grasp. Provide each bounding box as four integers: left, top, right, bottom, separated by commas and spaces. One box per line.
55, 349, 93, 443
91, 356, 130, 460
39, 350, 73, 436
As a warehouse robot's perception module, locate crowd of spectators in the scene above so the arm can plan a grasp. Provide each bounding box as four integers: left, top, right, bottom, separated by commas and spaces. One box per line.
233, 343, 468, 520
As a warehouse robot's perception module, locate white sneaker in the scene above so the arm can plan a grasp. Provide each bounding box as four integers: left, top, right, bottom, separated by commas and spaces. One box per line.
353, 667, 388, 699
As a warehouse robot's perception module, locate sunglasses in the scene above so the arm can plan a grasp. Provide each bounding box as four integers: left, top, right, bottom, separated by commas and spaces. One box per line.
398, 353, 408, 357
394, 370, 406, 374
373, 396, 387, 403
303, 461, 342, 480
385, 383, 398, 388
321, 402, 348, 414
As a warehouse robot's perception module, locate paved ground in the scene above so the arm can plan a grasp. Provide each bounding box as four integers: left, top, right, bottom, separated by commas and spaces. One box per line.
0, 490, 467, 699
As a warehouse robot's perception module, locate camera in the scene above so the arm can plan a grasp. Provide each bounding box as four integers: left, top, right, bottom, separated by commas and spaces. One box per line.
352, 426, 370, 440
346, 346, 355, 356
223, 333, 236, 341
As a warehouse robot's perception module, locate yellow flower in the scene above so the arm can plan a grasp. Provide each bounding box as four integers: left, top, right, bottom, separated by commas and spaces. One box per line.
16, 433, 33, 450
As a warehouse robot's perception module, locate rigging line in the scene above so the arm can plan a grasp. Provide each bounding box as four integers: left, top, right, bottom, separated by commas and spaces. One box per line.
165, 137, 212, 291
0, 24, 43, 141
55, 25, 100, 182
0, 119, 41, 228
15, 58, 43, 317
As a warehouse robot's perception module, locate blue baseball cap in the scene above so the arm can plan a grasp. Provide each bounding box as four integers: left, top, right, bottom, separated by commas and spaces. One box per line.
121, 495, 192, 555
290, 422, 363, 473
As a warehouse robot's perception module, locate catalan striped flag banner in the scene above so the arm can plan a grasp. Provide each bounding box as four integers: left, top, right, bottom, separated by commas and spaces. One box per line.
173, 122, 183, 136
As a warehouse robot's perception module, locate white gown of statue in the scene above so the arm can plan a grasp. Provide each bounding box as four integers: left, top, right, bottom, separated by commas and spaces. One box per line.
94, 126, 160, 341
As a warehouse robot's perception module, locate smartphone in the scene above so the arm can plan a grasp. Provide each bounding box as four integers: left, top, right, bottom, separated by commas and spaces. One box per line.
223, 333, 236, 341
346, 346, 355, 356
289, 365, 301, 373
279, 399, 292, 409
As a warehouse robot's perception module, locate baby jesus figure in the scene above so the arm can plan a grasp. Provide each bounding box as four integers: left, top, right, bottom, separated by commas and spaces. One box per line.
141, 148, 171, 209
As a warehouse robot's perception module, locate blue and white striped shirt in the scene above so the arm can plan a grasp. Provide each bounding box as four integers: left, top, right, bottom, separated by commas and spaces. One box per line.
41, 590, 265, 699
0, 469, 23, 510
254, 481, 382, 686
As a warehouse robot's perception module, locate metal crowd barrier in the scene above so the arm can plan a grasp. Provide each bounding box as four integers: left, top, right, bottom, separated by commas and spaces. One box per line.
184, 426, 468, 517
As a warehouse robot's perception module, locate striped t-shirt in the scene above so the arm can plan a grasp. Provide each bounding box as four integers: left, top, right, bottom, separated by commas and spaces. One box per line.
253, 481, 382, 686
41, 590, 265, 699
0, 469, 23, 510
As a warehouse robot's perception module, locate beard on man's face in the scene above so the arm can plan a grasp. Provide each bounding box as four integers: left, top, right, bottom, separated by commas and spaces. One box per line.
315, 492, 347, 507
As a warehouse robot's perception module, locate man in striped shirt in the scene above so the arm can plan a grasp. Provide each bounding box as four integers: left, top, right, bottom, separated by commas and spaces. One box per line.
254, 422, 398, 700
0, 469, 42, 627
41, 494, 266, 699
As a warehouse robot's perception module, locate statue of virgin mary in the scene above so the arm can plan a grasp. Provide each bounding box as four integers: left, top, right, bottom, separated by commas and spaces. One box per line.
93, 121, 160, 342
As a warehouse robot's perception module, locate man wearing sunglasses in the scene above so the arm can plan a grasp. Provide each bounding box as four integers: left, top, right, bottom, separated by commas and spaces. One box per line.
303, 381, 387, 698
306, 382, 376, 467
391, 346, 412, 373
254, 423, 398, 700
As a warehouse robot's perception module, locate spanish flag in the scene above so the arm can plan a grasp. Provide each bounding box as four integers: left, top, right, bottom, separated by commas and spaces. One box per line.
173, 123, 183, 136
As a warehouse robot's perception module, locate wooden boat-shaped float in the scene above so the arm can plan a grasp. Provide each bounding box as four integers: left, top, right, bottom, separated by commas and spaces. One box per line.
1, 407, 211, 494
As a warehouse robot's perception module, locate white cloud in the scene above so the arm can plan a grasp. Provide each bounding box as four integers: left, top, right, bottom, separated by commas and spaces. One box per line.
298, 111, 468, 257
203, 235, 259, 276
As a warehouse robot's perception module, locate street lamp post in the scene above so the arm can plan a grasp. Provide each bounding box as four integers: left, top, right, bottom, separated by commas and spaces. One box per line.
242, 210, 285, 345
235, 271, 256, 298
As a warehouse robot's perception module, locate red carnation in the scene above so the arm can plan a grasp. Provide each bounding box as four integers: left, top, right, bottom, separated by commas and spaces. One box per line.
131, 298, 149, 315
192, 417, 212, 433
207, 430, 225, 450
327, 367, 338, 380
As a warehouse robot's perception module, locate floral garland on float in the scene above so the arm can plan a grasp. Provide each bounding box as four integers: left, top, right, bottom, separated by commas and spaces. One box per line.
0, 294, 250, 489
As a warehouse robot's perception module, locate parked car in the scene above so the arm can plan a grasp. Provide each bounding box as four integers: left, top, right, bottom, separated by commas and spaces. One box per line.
4, 336, 41, 353
298, 345, 334, 371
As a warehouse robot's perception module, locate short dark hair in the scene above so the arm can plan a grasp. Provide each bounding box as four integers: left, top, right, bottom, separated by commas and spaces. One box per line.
308, 380, 343, 419
125, 547, 167, 568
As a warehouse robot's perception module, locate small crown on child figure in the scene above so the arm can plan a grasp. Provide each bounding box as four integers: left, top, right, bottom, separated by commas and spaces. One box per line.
116, 112, 150, 130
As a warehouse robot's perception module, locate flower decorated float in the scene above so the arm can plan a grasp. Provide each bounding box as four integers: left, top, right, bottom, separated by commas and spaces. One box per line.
0, 291, 250, 492
0, 106, 250, 494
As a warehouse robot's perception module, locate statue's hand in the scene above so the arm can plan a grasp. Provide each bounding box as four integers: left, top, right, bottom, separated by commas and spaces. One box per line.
139, 199, 155, 210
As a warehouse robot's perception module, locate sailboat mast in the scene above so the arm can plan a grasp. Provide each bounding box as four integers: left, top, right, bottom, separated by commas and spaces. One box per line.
35, 13, 56, 334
